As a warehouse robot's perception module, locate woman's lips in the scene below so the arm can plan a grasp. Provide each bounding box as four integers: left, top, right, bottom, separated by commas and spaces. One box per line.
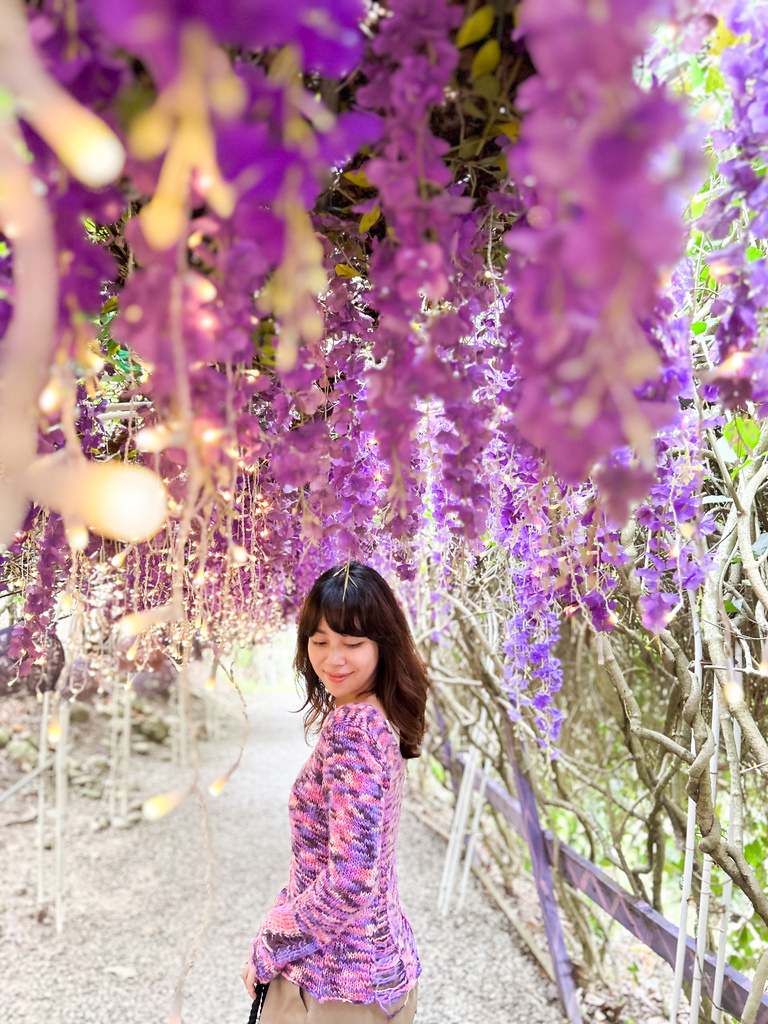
326, 673, 350, 683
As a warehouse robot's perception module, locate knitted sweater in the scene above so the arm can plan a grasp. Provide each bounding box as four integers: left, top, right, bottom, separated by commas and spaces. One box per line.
250, 701, 421, 1016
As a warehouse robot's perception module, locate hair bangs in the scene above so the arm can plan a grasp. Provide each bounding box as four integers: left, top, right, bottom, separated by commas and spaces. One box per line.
310, 571, 373, 638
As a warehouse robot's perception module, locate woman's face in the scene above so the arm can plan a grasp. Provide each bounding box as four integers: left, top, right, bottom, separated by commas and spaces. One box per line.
308, 616, 379, 705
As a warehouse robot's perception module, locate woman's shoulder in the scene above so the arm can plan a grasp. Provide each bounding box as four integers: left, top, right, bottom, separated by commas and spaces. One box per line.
324, 700, 383, 734
323, 702, 399, 754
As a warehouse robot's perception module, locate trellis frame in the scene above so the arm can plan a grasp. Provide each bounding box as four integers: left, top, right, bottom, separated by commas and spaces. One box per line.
444, 748, 768, 1024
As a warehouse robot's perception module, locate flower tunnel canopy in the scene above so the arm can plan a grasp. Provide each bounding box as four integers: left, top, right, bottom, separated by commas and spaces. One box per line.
0, 0, 764, 751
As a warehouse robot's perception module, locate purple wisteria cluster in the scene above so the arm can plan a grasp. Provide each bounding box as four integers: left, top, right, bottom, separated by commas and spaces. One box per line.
503, 0, 702, 486
634, 415, 717, 630
696, 0, 768, 409
0, 0, 748, 751
498, 467, 566, 752
354, 0, 496, 540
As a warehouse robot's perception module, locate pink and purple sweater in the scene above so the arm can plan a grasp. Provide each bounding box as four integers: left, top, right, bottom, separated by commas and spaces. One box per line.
250, 701, 421, 1016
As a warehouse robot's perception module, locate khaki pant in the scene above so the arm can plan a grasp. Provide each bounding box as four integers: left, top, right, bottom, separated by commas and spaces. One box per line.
260, 973, 418, 1024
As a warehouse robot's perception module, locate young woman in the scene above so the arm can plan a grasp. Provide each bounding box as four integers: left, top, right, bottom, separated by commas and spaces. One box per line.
242, 561, 428, 1023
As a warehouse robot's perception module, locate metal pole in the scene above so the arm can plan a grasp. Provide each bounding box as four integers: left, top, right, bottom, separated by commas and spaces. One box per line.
0, 753, 54, 806
108, 684, 120, 822
36, 688, 50, 905
54, 697, 69, 933
437, 742, 478, 915
456, 754, 491, 912
178, 674, 189, 768
438, 705, 488, 915
120, 686, 132, 819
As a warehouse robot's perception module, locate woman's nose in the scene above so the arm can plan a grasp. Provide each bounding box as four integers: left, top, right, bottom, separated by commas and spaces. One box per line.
328, 647, 346, 665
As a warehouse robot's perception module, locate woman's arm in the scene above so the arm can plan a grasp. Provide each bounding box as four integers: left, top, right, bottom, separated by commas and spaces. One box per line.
250, 711, 389, 976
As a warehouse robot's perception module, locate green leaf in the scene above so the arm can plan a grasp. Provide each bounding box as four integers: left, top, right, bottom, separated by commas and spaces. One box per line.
706, 67, 726, 91
343, 167, 373, 189
359, 206, 380, 233
746, 245, 763, 262
471, 38, 501, 79
745, 840, 765, 871
0, 85, 14, 117
455, 4, 495, 48
688, 56, 704, 88
495, 119, 520, 142
429, 756, 446, 783
724, 416, 760, 456
691, 321, 707, 335
101, 295, 119, 317
730, 457, 753, 482
335, 263, 363, 279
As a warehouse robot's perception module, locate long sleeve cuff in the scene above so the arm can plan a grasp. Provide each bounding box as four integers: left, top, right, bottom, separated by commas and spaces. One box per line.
251, 920, 321, 976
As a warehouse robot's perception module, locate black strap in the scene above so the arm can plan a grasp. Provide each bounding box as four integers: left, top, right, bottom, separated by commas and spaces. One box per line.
247, 981, 271, 1024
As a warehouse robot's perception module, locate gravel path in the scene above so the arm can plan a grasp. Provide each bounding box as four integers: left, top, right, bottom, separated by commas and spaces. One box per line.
0, 685, 564, 1024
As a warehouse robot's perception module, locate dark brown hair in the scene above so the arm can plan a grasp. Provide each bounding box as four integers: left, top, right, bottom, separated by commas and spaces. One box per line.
294, 562, 429, 759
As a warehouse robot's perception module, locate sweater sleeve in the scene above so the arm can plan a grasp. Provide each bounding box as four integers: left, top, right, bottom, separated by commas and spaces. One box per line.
251, 710, 389, 975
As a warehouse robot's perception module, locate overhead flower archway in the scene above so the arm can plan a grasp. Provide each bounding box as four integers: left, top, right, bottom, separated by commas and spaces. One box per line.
0, 0, 760, 734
